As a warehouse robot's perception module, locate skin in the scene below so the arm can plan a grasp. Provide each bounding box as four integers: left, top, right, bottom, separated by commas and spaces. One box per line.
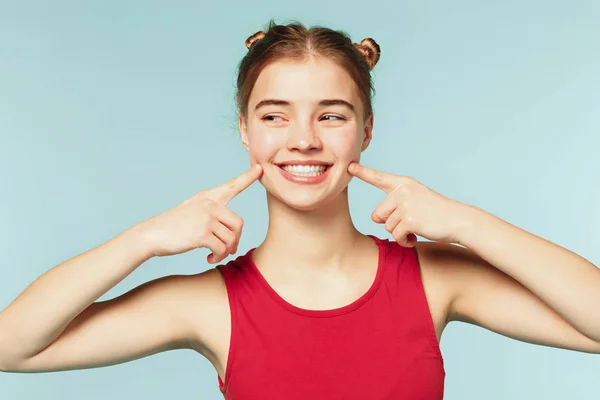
238, 57, 379, 303
1, 53, 599, 394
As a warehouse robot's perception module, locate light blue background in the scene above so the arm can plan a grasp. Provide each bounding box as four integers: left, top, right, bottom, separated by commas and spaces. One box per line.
1, 1, 599, 399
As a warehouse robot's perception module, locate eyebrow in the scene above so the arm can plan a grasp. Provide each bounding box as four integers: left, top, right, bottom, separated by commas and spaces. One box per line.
254, 99, 355, 112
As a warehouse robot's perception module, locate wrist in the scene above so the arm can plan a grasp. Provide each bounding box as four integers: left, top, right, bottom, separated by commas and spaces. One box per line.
452, 203, 488, 247
120, 223, 157, 262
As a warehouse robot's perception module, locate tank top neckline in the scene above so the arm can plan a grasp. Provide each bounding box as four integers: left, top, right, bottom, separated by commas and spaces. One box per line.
242, 234, 388, 318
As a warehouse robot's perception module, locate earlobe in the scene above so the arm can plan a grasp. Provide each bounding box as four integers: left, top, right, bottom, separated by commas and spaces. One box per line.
238, 114, 250, 151
361, 113, 374, 152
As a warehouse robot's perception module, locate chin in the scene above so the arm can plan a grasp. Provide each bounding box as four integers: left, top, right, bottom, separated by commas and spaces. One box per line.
274, 191, 338, 212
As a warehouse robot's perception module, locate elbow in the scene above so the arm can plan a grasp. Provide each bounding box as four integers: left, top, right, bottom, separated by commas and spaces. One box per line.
0, 352, 26, 373
0, 360, 16, 373
0, 358, 30, 373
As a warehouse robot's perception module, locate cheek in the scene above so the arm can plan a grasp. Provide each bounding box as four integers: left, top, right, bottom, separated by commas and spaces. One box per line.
247, 129, 282, 163
323, 127, 363, 159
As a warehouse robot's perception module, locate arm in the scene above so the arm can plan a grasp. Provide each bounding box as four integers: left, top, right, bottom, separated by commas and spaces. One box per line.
0, 227, 201, 373
0, 164, 261, 373
417, 207, 600, 353
345, 161, 600, 351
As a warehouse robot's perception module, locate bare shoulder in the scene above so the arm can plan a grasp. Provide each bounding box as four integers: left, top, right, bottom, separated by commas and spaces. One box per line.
172, 267, 230, 353
414, 241, 469, 340
147, 267, 232, 374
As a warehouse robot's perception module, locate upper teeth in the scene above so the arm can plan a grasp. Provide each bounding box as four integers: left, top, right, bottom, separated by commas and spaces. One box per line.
282, 165, 327, 173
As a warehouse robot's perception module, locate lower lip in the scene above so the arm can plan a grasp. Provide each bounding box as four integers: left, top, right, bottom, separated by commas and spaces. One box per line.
277, 165, 332, 184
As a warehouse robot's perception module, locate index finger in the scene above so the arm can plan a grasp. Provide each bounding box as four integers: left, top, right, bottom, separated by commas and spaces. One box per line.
214, 164, 263, 203
348, 162, 395, 193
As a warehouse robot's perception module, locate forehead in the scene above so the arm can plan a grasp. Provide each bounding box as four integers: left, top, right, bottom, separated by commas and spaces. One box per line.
249, 57, 361, 108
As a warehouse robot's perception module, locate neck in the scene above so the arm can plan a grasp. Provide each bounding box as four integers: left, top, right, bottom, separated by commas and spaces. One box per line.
254, 188, 366, 273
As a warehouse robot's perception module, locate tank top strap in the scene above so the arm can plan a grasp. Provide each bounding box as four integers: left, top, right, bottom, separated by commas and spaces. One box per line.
380, 238, 444, 361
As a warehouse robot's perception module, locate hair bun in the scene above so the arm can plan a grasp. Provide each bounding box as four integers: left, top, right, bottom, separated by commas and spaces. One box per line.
245, 31, 266, 49
354, 38, 381, 70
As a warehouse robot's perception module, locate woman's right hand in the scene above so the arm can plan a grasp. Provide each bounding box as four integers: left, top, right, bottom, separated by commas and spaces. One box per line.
137, 164, 263, 263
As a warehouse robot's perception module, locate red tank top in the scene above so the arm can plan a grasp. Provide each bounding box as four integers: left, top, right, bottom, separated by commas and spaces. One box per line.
216, 235, 445, 399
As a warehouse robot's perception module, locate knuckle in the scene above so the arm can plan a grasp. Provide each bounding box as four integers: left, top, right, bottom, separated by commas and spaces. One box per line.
405, 214, 417, 225
236, 215, 244, 229
198, 225, 213, 240
384, 218, 395, 232
224, 230, 236, 244
392, 223, 404, 234
234, 220, 244, 236
397, 185, 411, 196
198, 197, 216, 210
198, 232, 211, 244
401, 176, 417, 185
206, 214, 219, 227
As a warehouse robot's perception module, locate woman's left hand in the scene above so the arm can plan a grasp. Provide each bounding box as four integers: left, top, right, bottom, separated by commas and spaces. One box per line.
348, 162, 475, 247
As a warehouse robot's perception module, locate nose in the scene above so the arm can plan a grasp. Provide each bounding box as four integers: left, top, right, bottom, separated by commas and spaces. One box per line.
286, 121, 322, 152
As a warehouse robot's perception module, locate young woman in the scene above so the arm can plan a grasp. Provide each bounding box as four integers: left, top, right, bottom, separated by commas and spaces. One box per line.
1, 21, 599, 399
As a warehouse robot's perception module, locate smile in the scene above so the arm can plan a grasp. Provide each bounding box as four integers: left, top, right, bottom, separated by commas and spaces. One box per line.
275, 162, 333, 184
281, 165, 328, 176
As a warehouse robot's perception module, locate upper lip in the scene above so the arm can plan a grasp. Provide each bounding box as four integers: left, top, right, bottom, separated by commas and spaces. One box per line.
275, 160, 333, 166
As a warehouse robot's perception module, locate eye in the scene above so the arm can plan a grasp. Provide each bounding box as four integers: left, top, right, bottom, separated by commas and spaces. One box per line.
321, 114, 345, 121
262, 115, 284, 122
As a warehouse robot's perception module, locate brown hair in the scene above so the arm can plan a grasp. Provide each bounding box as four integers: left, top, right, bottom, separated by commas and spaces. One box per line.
236, 20, 381, 121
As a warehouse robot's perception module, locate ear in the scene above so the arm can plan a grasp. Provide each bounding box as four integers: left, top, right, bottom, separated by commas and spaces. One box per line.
238, 114, 250, 151
361, 113, 374, 152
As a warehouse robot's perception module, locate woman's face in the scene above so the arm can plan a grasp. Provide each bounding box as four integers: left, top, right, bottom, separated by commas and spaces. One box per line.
239, 56, 373, 211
